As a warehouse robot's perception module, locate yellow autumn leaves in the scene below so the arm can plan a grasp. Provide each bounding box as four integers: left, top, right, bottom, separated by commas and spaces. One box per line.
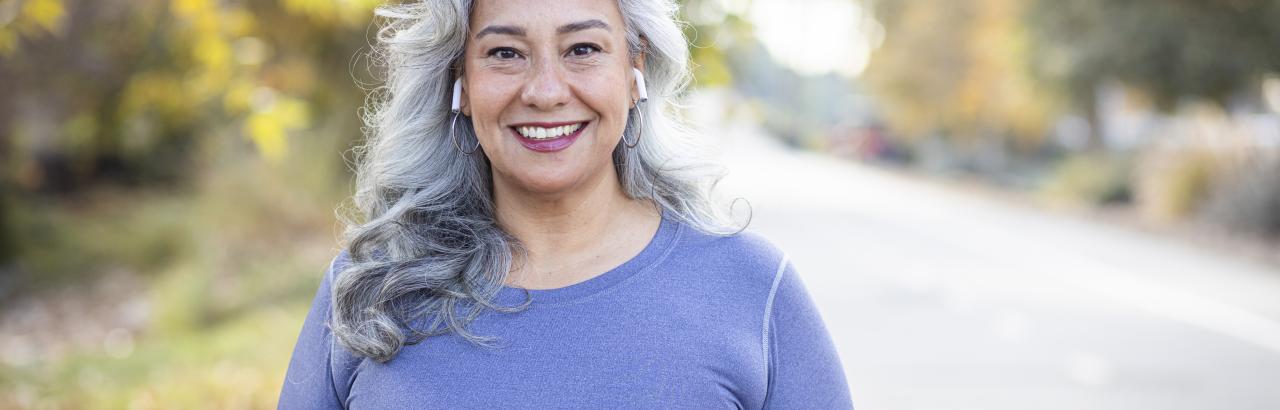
0, 0, 66, 56
4, 0, 376, 163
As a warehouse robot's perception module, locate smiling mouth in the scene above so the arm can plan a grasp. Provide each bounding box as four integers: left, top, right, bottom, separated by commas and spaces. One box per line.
510, 122, 589, 140
506, 121, 590, 153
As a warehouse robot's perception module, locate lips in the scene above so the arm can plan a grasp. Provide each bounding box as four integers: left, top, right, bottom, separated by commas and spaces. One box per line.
508, 121, 589, 153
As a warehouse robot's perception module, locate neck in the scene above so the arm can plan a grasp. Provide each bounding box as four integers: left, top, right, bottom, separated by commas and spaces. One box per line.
491, 166, 660, 288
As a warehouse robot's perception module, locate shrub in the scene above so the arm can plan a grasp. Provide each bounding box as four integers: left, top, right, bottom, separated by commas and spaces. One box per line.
1201, 154, 1280, 238
1038, 153, 1133, 207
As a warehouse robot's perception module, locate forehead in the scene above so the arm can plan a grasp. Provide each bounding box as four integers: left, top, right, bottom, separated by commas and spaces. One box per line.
470, 0, 626, 34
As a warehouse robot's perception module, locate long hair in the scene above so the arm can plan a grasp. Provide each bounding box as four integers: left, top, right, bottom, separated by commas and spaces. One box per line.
333, 0, 744, 363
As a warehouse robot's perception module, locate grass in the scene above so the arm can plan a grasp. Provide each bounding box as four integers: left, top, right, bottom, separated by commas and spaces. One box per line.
0, 133, 351, 409
4, 296, 311, 409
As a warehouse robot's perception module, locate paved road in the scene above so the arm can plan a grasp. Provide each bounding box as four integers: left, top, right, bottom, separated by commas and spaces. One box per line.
698, 92, 1280, 410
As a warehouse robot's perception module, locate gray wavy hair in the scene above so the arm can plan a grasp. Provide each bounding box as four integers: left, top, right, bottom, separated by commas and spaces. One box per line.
333, 0, 744, 363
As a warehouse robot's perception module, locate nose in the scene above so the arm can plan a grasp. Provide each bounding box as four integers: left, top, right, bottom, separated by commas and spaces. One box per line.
519, 55, 571, 111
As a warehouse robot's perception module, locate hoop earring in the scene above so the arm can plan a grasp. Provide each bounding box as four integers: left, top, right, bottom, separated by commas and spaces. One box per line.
449, 77, 479, 155
624, 102, 643, 148
450, 111, 480, 155
625, 68, 648, 149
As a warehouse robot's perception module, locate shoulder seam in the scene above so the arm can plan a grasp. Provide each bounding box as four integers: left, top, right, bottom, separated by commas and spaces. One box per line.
761, 253, 789, 398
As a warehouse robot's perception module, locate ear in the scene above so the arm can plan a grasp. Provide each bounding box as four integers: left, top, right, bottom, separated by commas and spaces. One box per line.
632, 42, 650, 105
632, 35, 649, 71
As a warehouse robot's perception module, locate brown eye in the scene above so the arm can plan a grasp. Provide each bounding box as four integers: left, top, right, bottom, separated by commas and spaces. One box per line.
569, 43, 601, 57
488, 47, 520, 59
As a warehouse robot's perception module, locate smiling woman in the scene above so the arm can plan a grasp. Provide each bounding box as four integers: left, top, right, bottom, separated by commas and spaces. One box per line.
277, 0, 853, 408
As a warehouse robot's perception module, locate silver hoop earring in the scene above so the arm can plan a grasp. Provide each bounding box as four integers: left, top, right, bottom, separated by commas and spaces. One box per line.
450, 112, 480, 155
624, 102, 643, 148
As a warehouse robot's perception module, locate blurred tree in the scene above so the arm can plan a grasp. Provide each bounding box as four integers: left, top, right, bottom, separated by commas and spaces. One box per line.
867, 0, 1280, 149
0, 0, 67, 56
679, 0, 745, 87
1025, 0, 1280, 148
1027, 0, 1280, 111
862, 0, 1057, 150
0, 0, 376, 192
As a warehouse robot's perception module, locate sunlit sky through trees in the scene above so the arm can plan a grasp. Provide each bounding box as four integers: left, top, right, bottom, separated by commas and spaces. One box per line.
746, 0, 882, 78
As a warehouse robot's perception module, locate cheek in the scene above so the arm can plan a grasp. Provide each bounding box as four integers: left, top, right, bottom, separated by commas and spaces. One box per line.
578, 77, 632, 121
466, 88, 514, 134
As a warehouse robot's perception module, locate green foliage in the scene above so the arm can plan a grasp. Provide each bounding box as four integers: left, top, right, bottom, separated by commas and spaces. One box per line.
0, 1, 367, 406
1026, 0, 1280, 111
679, 0, 747, 87
2, 297, 311, 409
0, 145, 344, 407
867, 0, 1280, 153
0, 0, 374, 193
2, 191, 191, 289
1038, 154, 1132, 207
0, 0, 68, 56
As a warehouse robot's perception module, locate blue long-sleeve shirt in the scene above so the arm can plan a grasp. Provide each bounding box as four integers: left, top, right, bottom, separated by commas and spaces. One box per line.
279, 209, 853, 409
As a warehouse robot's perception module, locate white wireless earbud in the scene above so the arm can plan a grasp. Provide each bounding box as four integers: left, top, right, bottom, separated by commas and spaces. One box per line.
451, 78, 463, 113
633, 68, 648, 103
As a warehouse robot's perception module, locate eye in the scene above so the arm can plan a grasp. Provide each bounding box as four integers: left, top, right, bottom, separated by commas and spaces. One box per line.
487, 47, 521, 60
568, 43, 601, 57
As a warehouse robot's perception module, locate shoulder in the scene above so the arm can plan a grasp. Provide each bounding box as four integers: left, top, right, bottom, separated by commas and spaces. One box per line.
320, 248, 367, 398
667, 222, 791, 292
319, 248, 360, 294
280, 247, 365, 407
675, 223, 788, 268
656, 222, 792, 380
327, 248, 354, 281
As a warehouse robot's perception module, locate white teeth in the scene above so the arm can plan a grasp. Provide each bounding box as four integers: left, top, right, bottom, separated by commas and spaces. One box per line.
516, 123, 584, 140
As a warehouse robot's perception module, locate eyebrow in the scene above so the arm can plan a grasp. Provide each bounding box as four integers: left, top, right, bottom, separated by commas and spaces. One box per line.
474, 19, 611, 39
557, 19, 610, 34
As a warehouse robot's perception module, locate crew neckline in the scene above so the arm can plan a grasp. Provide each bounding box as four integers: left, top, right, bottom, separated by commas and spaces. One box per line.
494, 206, 681, 307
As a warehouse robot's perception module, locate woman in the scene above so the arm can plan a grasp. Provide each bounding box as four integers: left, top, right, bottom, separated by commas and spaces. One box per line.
279, 0, 853, 408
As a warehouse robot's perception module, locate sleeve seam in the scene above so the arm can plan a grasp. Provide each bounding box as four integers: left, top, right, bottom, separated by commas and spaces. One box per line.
760, 253, 789, 408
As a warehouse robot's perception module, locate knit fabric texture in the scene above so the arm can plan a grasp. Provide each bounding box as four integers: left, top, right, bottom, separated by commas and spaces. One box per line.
278, 208, 853, 409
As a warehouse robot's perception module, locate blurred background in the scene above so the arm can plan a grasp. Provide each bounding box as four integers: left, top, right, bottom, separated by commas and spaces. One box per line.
2, 0, 1279, 408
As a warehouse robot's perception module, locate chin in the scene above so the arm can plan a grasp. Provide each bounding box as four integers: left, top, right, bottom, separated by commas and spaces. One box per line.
491, 147, 614, 196
509, 169, 586, 195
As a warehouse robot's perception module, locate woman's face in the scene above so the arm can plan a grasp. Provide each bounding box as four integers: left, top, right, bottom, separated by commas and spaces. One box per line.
461, 0, 641, 196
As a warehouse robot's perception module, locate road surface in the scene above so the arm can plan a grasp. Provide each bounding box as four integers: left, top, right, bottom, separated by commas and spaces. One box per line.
697, 91, 1280, 410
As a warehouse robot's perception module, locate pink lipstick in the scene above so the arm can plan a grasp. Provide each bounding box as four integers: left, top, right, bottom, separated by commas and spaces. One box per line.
509, 121, 589, 153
